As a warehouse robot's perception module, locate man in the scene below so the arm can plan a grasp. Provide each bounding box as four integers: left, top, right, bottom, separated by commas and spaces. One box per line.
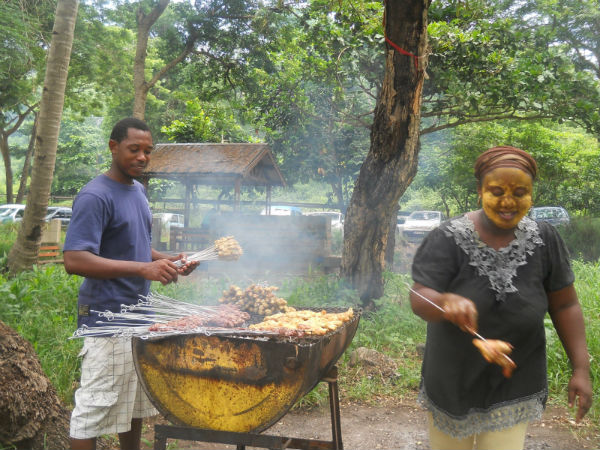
64, 117, 198, 450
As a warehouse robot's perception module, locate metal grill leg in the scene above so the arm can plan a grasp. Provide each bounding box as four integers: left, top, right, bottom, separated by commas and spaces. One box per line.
324, 366, 343, 450
153, 426, 167, 450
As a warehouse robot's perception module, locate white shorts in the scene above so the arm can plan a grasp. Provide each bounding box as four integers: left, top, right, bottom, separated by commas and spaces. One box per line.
70, 337, 158, 439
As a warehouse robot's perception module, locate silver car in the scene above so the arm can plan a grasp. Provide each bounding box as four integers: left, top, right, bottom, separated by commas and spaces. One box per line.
402, 210, 444, 243
0, 204, 26, 223
528, 206, 570, 227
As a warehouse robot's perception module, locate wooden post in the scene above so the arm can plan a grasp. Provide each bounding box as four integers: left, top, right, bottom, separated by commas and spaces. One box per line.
184, 182, 191, 227
234, 178, 241, 212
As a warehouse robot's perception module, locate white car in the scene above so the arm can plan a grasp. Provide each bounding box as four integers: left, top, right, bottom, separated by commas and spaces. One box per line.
45, 206, 72, 226
0, 204, 26, 223
153, 212, 185, 228
397, 212, 411, 233
402, 210, 444, 243
260, 205, 303, 216
306, 211, 344, 231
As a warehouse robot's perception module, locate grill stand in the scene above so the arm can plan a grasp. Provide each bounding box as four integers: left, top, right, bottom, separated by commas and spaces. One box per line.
153, 366, 343, 450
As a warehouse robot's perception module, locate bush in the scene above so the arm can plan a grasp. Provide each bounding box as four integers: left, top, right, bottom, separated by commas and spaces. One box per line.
559, 217, 600, 262
0, 222, 19, 258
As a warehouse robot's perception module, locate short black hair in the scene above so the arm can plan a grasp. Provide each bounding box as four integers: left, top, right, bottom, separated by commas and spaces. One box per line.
110, 117, 151, 143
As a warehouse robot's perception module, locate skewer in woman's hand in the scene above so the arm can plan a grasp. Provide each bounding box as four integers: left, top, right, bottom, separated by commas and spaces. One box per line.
440, 292, 478, 333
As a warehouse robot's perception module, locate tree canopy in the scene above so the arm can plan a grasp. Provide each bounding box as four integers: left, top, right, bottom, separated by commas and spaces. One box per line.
1, 0, 599, 214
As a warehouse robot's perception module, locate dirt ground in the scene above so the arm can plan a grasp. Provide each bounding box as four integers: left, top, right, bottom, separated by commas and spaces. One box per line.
135, 400, 599, 450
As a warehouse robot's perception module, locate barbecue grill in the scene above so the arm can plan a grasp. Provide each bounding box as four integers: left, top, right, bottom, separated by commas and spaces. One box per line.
131, 307, 360, 449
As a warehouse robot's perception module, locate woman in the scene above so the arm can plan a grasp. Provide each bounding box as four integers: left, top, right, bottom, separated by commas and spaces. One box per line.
409, 146, 592, 450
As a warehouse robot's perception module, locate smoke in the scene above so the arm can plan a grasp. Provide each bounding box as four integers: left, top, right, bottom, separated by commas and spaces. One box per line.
206, 212, 331, 278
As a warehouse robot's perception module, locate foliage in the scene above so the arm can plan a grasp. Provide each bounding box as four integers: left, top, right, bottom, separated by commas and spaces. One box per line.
405, 121, 600, 218
0, 223, 19, 258
161, 98, 256, 143
0, 0, 50, 111
425, 0, 600, 137
559, 217, 600, 262
52, 116, 107, 195
0, 265, 82, 404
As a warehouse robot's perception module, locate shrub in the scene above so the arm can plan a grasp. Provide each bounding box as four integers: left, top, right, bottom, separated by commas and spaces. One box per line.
559, 217, 600, 262
0, 222, 19, 258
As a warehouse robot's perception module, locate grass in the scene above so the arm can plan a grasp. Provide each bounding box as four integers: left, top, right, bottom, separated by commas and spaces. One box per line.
0, 238, 598, 434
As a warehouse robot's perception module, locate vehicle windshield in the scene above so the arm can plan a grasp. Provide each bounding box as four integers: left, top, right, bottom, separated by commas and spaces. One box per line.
0, 208, 17, 217
409, 212, 439, 221
532, 208, 567, 219
311, 212, 340, 218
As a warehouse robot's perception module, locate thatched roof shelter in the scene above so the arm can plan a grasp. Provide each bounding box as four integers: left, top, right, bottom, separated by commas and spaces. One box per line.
142, 143, 286, 225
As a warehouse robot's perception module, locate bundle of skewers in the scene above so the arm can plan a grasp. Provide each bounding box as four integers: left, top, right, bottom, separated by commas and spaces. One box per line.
176, 236, 243, 267
70, 292, 278, 339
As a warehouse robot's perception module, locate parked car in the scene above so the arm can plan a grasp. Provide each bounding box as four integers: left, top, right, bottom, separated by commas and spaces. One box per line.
397, 211, 411, 233
528, 206, 570, 227
153, 212, 185, 228
45, 206, 72, 226
306, 211, 344, 231
0, 204, 26, 223
260, 205, 303, 216
402, 210, 444, 243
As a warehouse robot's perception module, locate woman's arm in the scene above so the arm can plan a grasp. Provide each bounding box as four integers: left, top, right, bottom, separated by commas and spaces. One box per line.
547, 284, 592, 422
410, 282, 478, 333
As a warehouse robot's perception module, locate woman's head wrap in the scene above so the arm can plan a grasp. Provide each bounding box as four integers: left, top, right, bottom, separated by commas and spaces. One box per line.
474, 146, 537, 182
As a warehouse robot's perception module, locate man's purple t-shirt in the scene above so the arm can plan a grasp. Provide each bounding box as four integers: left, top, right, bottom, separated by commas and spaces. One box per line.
64, 174, 152, 327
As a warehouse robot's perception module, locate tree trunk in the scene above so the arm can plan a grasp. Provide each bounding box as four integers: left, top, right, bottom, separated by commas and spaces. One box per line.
16, 112, 39, 204
385, 204, 400, 269
0, 321, 70, 450
7, 0, 78, 275
0, 107, 35, 204
341, 0, 430, 307
132, 0, 170, 119
0, 133, 14, 203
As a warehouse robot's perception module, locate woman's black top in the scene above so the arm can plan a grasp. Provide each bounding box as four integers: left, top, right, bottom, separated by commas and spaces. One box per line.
411, 215, 574, 437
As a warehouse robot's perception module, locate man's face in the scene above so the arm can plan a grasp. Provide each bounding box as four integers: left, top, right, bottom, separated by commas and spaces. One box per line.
478, 167, 533, 230
109, 127, 153, 181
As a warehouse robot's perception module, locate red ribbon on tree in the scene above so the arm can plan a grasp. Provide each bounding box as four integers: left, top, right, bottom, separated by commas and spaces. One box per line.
382, 0, 419, 70
385, 35, 419, 70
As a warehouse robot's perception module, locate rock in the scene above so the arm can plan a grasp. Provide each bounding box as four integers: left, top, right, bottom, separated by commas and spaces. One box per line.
348, 347, 399, 379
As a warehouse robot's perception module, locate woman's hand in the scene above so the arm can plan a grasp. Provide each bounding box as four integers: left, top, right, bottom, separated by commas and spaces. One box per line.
440, 293, 478, 333
568, 368, 593, 422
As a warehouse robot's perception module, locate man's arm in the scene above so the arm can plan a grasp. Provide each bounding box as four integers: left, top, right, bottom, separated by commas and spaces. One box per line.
64, 250, 179, 285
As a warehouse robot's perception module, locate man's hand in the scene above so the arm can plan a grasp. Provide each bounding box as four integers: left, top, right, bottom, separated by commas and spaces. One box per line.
140, 259, 179, 285
173, 253, 200, 276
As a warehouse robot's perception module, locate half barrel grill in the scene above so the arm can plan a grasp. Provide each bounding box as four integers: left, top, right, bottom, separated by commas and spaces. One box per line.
131, 307, 360, 450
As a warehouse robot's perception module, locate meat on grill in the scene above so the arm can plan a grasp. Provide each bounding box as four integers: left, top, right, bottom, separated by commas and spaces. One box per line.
148, 305, 250, 332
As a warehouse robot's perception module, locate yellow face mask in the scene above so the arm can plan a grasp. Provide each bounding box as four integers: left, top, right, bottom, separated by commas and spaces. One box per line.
478, 167, 533, 230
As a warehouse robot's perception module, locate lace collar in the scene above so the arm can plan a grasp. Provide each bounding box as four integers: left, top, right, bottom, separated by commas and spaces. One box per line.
443, 215, 544, 302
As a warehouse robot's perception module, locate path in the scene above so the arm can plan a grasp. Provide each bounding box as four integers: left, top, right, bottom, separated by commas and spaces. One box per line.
138, 401, 598, 450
